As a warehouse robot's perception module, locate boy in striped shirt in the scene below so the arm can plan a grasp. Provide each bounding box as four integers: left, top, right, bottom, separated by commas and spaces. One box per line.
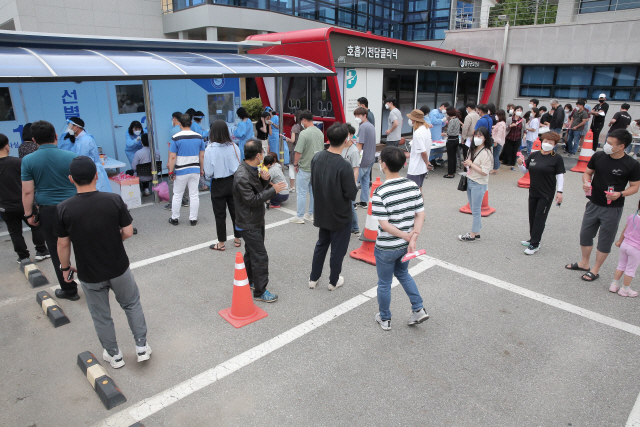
371, 146, 429, 331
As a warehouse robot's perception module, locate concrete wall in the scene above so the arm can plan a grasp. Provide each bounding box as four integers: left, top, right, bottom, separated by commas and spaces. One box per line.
556, 0, 640, 23
2, 0, 165, 38
162, 4, 331, 35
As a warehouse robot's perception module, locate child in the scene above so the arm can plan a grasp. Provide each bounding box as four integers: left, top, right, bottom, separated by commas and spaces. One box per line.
342, 124, 360, 236
371, 146, 429, 331
610, 201, 640, 297
263, 154, 288, 209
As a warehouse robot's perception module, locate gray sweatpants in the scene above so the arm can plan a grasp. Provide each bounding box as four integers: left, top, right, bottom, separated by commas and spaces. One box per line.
81, 268, 147, 355
579, 201, 623, 254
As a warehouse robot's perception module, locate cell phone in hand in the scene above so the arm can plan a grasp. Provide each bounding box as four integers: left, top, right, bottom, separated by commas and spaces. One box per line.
67, 269, 75, 281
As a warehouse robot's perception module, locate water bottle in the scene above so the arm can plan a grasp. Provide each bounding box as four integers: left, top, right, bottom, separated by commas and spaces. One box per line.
607, 186, 614, 205
585, 180, 592, 196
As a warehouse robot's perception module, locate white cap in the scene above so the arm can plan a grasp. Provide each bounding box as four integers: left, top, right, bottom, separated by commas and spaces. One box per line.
599, 93, 607, 98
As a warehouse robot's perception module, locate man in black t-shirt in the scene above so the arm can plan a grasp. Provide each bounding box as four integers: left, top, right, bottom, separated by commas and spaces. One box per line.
55, 156, 151, 369
566, 130, 640, 282
308, 123, 358, 291
609, 104, 632, 133
590, 93, 610, 149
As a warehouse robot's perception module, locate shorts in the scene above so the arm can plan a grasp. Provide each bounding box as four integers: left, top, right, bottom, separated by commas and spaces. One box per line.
407, 173, 427, 188
616, 241, 640, 278
579, 201, 623, 254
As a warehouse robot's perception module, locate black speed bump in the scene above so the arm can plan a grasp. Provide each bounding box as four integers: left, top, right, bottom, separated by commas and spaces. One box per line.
20, 259, 49, 287
77, 351, 127, 410
35, 290, 70, 327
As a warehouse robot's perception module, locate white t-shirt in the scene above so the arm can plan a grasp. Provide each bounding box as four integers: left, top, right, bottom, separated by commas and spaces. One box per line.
526, 117, 540, 142
408, 125, 431, 176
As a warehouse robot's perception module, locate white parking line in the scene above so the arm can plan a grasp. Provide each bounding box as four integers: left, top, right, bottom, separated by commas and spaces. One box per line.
93, 259, 436, 427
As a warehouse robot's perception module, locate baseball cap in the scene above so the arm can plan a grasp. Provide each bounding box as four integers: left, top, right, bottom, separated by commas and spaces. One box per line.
598, 93, 607, 99
69, 156, 97, 183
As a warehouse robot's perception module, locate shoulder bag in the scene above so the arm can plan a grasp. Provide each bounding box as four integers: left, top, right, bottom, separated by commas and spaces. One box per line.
457, 147, 486, 192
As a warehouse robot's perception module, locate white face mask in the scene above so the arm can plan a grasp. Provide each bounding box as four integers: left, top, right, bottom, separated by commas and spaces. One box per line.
408, 119, 413, 126
133, 130, 142, 136
603, 143, 619, 155
67, 125, 75, 135
473, 137, 484, 146
385, 104, 390, 110
440, 108, 446, 114
528, 104, 534, 109
354, 117, 362, 124
508, 109, 514, 115
565, 109, 570, 113
515, 111, 523, 117
378, 162, 383, 172
541, 142, 554, 152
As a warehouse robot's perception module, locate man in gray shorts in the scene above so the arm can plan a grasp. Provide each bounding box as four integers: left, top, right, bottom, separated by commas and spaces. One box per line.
566, 129, 640, 281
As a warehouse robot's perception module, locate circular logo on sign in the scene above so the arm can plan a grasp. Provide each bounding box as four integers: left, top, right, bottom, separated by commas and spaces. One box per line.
346, 69, 357, 89
211, 78, 225, 89
460, 59, 465, 68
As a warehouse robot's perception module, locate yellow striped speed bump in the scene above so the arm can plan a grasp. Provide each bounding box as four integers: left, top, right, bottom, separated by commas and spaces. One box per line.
20, 259, 49, 287
77, 351, 127, 410
35, 290, 70, 328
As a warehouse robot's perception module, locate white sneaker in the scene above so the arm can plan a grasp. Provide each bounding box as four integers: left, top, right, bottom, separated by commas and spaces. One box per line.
524, 245, 540, 255
136, 343, 152, 362
309, 279, 318, 289
520, 240, 530, 247
143, 189, 151, 196
328, 276, 344, 291
375, 313, 391, 331
102, 349, 125, 369
304, 213, 314, 222
289, 216, 305, 224
407, 308, 429, 325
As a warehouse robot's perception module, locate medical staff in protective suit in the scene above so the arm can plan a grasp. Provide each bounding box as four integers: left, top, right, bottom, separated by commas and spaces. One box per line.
233, 107, 254, 160
125, 120, 144, 168
67, 117, 112, 193
265, 107, 288, 164
193, 111, 209, 140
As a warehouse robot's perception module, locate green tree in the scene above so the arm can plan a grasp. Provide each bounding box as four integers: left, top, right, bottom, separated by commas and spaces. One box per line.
488, 0, 557, 27
241, 97, 263, 122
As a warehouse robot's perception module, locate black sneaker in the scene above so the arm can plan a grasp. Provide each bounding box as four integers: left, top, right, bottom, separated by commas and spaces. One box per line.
475, 234, 481, 239
35, 249, 51, 261
168, 218, 179, 226
181, 201, 189, 207
164, 203, 172, 211
458, 233, 476, 242
190, 220, 197, 226
16, 257, 31, 264
55, 289, 80, 301
356, 201, 367, 208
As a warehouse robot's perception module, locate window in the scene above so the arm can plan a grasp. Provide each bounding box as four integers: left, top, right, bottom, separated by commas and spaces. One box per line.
115, 85, 146, 115
283, 76, 309, 115
0, 87, 15, 121
282, 76, 334, 118
579, 0, 640, 13
207, 92, 235, 124
311, 77, 334, 118
519, 65, 640, 101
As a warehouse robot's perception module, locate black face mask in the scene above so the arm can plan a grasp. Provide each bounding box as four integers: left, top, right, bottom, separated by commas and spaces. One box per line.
599, 99, 605, 103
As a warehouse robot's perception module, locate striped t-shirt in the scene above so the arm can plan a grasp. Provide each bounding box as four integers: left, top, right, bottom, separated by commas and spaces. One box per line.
371, 177, 424, 251
170, 130, 206, 176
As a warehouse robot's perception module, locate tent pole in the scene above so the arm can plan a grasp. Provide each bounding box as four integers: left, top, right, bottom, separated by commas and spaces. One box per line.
276, 76, 284, 164
143, 80, 159, 204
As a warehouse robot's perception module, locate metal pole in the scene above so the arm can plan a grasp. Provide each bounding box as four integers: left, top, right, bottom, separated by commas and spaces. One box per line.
534, 0, 539, 25
414, 69, 419, 110
514, 3, 517, 25
142, 80, 159, 204
276, 77, 284, 164
497, 22, 510, 110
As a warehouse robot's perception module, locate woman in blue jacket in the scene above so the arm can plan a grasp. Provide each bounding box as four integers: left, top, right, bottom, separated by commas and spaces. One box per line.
232, 107, 254, 160
125, 120, 144, 168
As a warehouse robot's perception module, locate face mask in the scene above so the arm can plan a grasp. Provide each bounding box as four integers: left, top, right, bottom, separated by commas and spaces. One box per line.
599, 99, 605, 103
508, 109, 514, 115
133, 130, 141, 136
528, 104, 534, 109
378, 162, 383, 172
440, 108, 446, 114
354, 117, 362, 124
385, 104, 390, 110
565, 109, 570, 113
473, 137, 484, 146
67, 126, 75, 135
603, 143, 618, 155
541, 142, 554, 151
515, 111, 523, 117
408, 119, 413, 126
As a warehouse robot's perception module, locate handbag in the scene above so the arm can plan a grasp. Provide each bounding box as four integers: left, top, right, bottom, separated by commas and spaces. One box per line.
457, 147, 486, 192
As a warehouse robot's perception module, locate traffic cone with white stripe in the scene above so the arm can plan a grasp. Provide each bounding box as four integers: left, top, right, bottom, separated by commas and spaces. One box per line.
518, 138, 541, 188
571, 130, 594, 173
219, 252, 268, 328
350, 177, 383, 266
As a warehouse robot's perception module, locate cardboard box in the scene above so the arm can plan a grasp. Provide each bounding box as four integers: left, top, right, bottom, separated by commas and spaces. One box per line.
109, 177, 141, 209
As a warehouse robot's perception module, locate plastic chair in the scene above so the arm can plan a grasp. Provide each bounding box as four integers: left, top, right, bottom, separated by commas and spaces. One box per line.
135, 161, 162, 179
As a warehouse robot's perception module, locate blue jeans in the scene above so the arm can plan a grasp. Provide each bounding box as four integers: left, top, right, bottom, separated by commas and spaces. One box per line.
566, 129, 581, 155
351, 202, 359, 232
493, 145, 502, 170
375, 247, 424, 321
358, 165, 372, 203
526, 139, 534, 155
296, 169, 313, 218
467, 179, 487, 233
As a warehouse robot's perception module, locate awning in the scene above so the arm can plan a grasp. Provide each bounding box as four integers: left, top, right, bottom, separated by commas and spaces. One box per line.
0, 47, 334, 82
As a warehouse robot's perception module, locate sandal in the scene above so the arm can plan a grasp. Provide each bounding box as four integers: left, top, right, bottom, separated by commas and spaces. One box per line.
234, 239, 241, 248
565, 262, 589, 272
443, 174, 455, 179
581, 272, 600, 282
210, 243, 225, 251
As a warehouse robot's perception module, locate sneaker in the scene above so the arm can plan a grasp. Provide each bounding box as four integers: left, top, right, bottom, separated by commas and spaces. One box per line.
164, 203, 172, 211
524, 244, 540, 255
309, 279, 318, 289
54, 289, 80, 301
475, 234, 481, 239
618, 287, 639, 297
16, 256, 31, 264
351, 229, 360, 236
254, 290, 278, 303
290, 186, 295, 192
190, 220, 197, 226
181, 201, 189, 207
143, 189, 151, 196
289, 216, 305, 224
328, 276, 344, 291
304, 213, 314, 222
375, 313, 391, 331
356, 201, 368, 208
136, 344, 152, 362
271, 204, 281, 209
521, 240, 531, 247
103, 349, 125, 369
34, 249, 51, 261
609, 282, 620, 293
250, 283, 255, 291
407, 308, 429, 325
168, 218, 179, 226
458, 233, 476, 242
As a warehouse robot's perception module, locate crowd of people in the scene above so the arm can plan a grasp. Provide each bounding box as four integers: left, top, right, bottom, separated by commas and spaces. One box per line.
2, 92, 640, 364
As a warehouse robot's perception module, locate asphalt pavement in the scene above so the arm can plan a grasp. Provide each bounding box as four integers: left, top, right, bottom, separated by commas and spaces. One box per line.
1, 153, 640, 427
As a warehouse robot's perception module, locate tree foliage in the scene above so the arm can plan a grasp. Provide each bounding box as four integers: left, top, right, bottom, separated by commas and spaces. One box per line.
241, 97, 263, 122
488, 0, 557, 27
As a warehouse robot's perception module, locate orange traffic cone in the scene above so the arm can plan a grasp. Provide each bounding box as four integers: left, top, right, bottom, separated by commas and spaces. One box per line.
350, 177, 383, 266
459, 191, 496, 217
219, 252, 268, 328
572, 130, 594, 173
517, 138, 540, 188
